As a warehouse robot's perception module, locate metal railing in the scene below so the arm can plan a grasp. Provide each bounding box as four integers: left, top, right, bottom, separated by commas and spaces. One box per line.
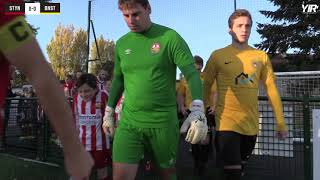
1, 96, 319, 180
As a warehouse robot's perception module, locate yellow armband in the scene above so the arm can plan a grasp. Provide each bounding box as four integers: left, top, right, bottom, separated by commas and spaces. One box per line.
0, 16, 34, 53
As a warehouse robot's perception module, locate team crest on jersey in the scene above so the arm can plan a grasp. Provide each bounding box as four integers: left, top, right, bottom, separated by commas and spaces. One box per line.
95, 103, 101, 109
252, 61, 260, 68
150, 42, 161, 54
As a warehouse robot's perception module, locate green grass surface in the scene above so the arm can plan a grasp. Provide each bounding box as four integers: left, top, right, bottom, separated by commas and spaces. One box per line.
0, 152, 224, 180
0, 153, 68, 180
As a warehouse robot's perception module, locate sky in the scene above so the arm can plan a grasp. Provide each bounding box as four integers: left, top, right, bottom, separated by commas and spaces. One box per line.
26, 0, 278, 77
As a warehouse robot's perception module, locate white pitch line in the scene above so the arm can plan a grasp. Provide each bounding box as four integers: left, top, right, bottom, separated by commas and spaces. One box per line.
1, 154, 60, 167
18, 157, 60, 167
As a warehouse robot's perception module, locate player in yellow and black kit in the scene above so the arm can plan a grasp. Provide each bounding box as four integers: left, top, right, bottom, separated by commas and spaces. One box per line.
203, 9, 288, 180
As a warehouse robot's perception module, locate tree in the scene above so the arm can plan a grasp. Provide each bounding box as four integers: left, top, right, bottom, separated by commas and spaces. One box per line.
47, 24, 88, 80
255, 0, 320, 56
89, 35, 115, 75
69, 29, 88, 73
11, 0, 52, 87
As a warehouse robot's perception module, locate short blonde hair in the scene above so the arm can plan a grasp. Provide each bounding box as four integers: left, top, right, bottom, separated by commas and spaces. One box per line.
228, 9, 252, 28
118, 0, 149, 10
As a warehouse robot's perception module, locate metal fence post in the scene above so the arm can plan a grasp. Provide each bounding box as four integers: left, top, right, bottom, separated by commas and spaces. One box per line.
42, 114, 49, 162
2, 99, 10, 150
303, 94, 312, 180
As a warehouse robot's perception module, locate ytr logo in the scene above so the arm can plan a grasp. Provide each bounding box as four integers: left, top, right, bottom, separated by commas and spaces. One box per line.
302, 3, 319, 14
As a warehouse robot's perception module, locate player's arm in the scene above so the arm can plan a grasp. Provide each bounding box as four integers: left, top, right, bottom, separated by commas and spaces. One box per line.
169, 31, 207, 144
168, 32, 202, 101
72, 95, 79, 134
203, 52, 218, 108
260, 53, 288, 137
180, 65, 202, 101
107, 44, 124, 108
103, 43, 123, 136
208, 82, 218, 114
0, 16, 93, 179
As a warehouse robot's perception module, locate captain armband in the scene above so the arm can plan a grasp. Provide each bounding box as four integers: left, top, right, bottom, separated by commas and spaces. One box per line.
0, 16, 34, 53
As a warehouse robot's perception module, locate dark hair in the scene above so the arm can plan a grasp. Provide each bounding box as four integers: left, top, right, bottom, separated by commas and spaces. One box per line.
76, 73, 98, 89
102, 61, 115, 81
228, 9, 252, 28
118, 0, 149, 10
65, 74, 73, 79
194, 55, 203, 65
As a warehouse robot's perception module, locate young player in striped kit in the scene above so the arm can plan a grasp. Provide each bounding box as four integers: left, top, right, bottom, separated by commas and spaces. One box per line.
73, 74, 112, 180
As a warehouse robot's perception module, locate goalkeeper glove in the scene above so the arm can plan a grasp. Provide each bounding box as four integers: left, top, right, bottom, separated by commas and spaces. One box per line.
102, 106, 115, 137
180, 100, 208, 144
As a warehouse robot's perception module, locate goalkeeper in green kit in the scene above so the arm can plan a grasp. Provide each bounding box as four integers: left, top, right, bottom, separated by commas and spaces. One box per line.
102, 0, 207, 179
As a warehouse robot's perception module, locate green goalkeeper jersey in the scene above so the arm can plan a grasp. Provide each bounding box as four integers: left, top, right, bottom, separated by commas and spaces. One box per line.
114, 23, 195, 128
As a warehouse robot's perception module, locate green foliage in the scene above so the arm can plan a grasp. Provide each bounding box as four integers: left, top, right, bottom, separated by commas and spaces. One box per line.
47, 24, 88, 80
256, 0, 320, 71
256, 0, 320, 56
89, 35, 115, 75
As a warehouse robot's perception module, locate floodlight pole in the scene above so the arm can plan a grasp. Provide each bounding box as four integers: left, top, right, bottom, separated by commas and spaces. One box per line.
234, 0, 237, 11
91, 20, 101, 61
86, 0, 92, 73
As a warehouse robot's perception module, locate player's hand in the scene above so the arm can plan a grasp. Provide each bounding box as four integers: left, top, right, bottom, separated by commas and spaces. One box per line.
180, 100, 208, 144
207, 106, 215, 115
64, 144, 93, 180
102, 106, 115, 137
178, 104, 187, 117
276, 130, 288, 140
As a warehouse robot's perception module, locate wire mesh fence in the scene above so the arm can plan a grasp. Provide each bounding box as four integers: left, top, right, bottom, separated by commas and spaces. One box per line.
2, 98, 64, 165
1, 95, 319, 180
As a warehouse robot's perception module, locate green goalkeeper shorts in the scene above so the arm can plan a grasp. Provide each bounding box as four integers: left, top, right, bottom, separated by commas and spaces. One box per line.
112, 121, 179, 169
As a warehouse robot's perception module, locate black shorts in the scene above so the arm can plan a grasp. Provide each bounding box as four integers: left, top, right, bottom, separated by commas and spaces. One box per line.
215, 131, 257, 167
190, 108, 215, 163
191, 130, 213, 164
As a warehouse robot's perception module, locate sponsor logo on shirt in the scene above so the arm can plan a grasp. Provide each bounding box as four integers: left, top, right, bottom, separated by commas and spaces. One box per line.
150, 42, 161, 54
78, 114, 102, 125
235, 72, 257, 85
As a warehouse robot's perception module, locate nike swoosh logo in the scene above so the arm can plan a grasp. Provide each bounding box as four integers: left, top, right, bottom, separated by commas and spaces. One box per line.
224, 61, 232, 64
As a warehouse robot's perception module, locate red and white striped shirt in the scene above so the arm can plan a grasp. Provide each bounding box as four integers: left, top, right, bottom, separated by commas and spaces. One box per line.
73, 90, 110, 151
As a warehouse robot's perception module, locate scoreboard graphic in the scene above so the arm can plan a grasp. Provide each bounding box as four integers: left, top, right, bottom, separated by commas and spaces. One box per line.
5, 2, 60, 15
